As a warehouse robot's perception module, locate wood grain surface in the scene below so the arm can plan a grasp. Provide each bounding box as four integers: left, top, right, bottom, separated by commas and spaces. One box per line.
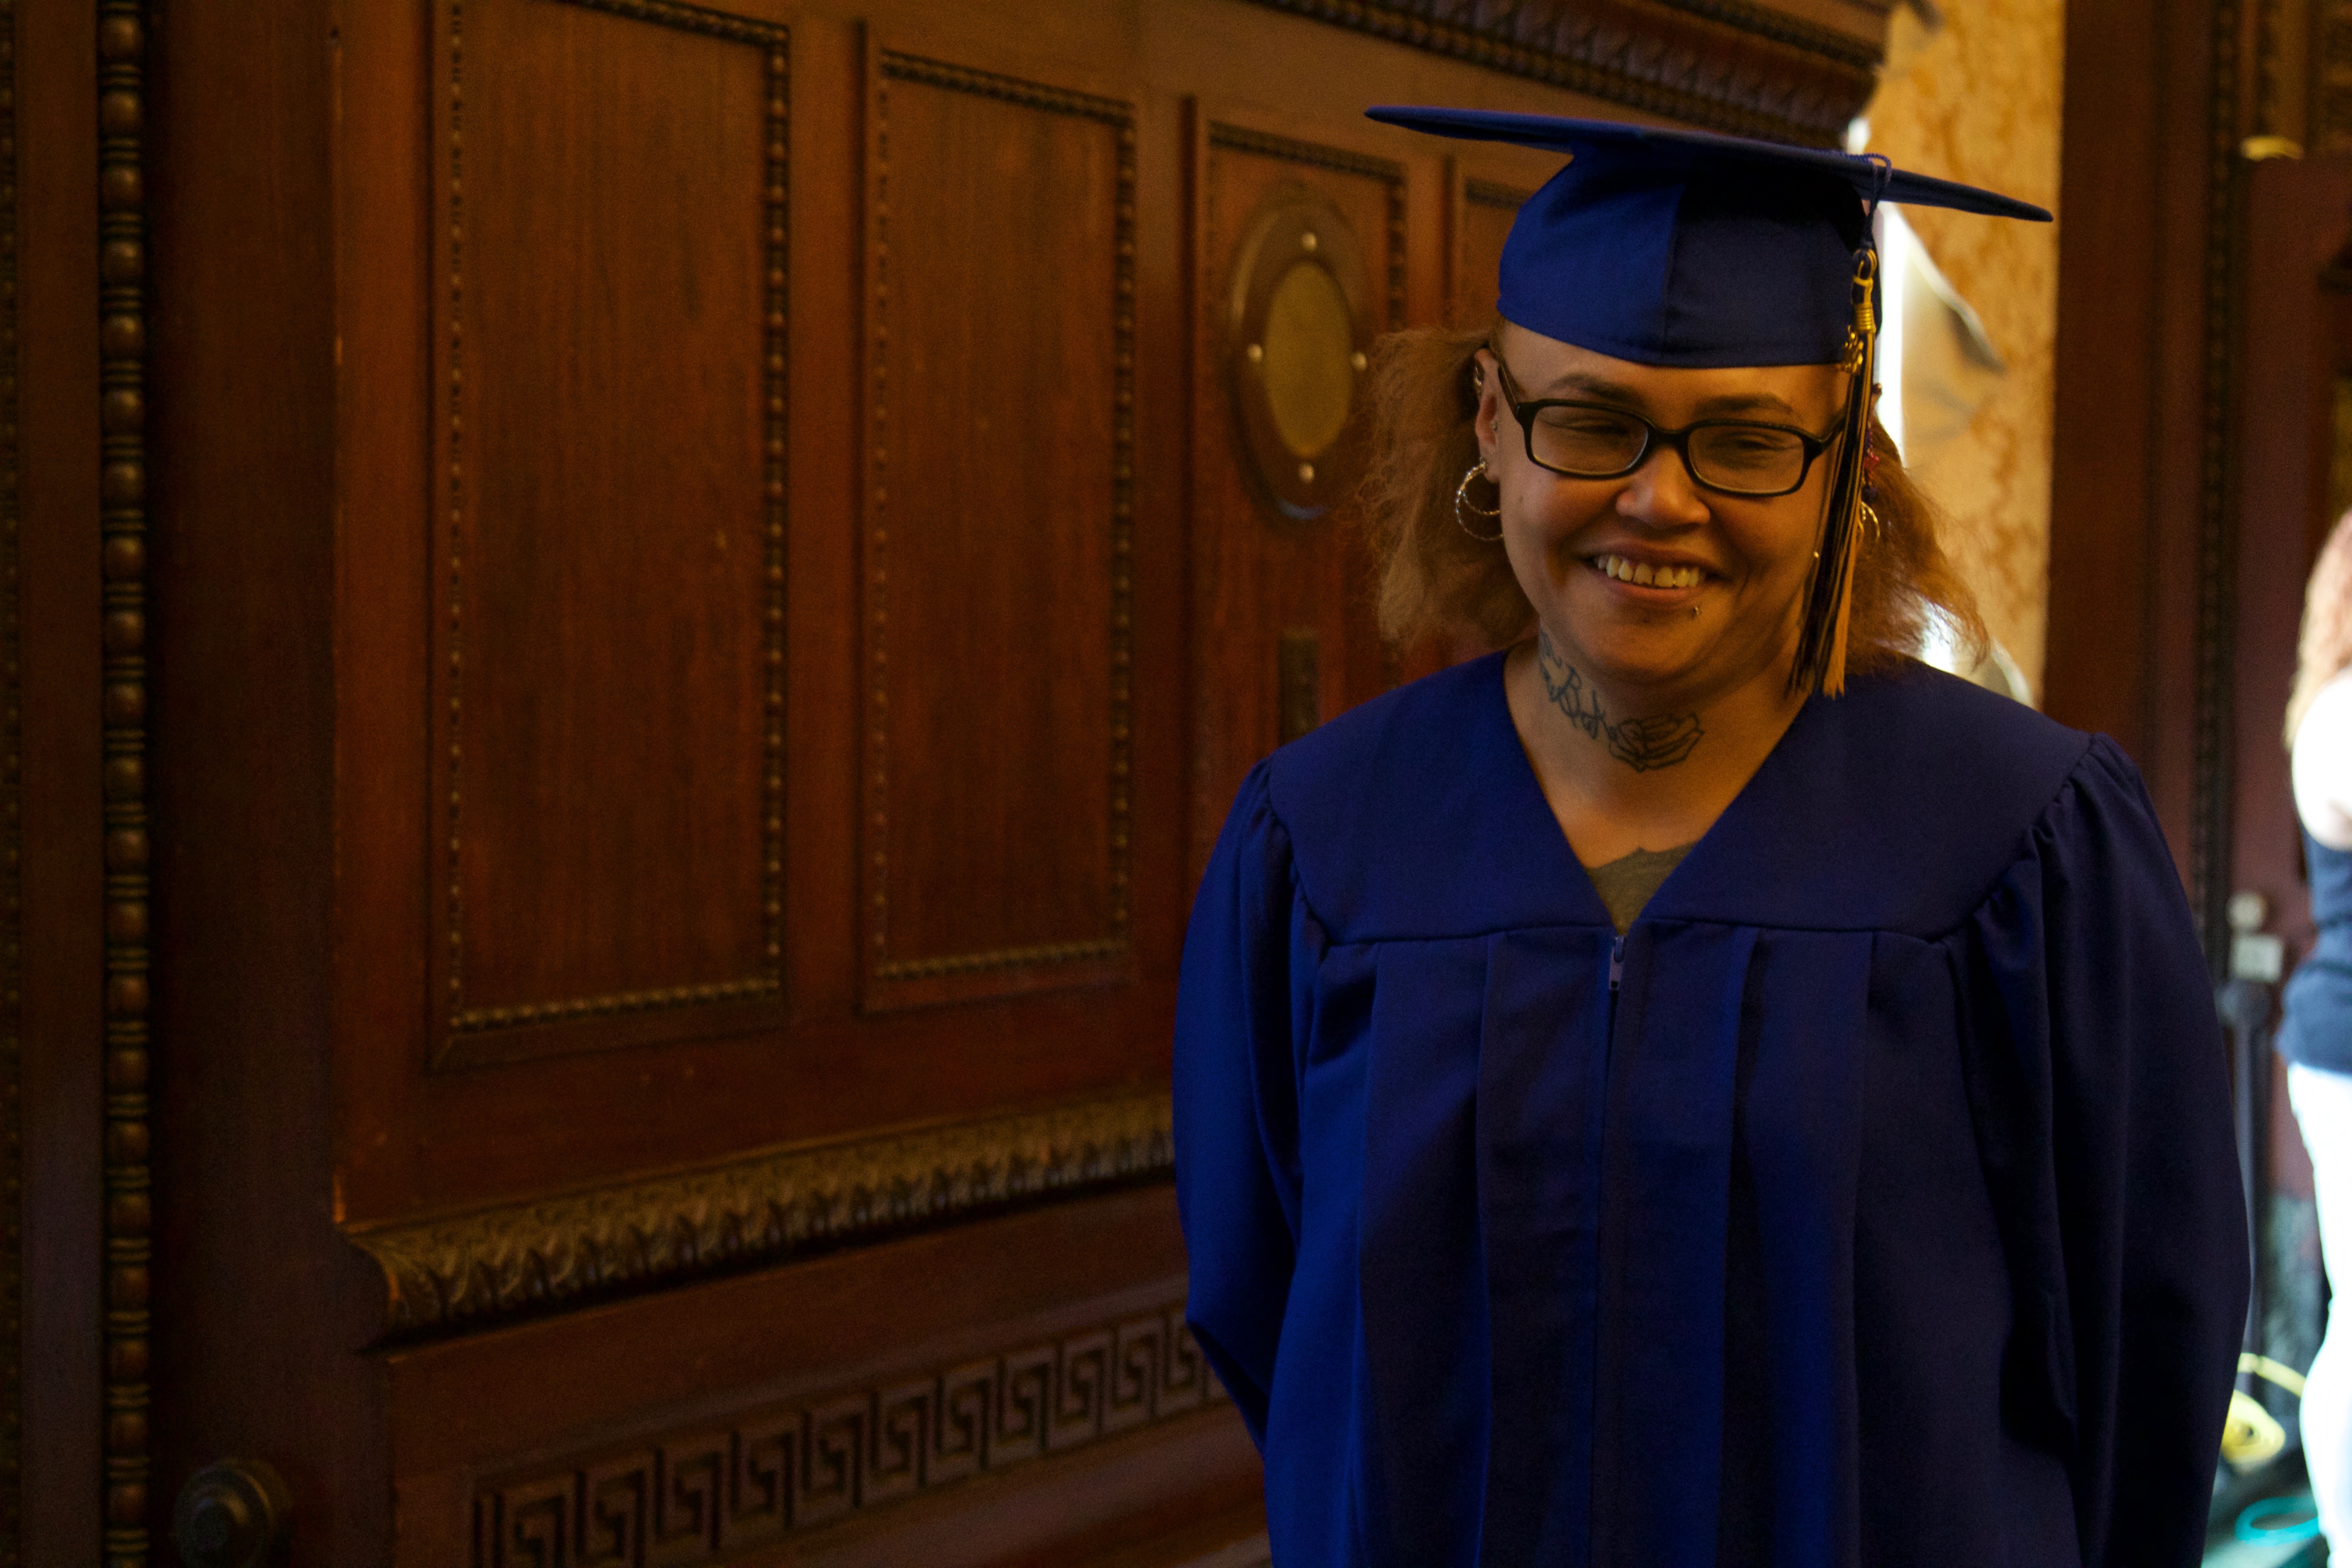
1, 0, 1901, 1562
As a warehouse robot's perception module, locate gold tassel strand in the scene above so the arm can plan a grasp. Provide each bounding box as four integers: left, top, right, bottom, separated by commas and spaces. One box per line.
1789, 247, 1879, 698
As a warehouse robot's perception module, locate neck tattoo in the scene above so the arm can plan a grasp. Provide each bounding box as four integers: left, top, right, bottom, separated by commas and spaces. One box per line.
1537, 632, 1704, 773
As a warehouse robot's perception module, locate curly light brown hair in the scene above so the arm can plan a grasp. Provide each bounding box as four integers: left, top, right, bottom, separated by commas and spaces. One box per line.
2287, 510, 2352, 746
1357, 320, 1985, 673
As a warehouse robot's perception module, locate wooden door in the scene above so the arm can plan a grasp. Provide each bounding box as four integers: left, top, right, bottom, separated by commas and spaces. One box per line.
5, 2, 1886, 1563
2220, 152, 2352, 1396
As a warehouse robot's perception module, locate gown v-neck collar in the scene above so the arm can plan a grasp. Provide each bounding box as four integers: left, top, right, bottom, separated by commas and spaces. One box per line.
1266, 649, 2092, 941
1484, 649, 1821, 936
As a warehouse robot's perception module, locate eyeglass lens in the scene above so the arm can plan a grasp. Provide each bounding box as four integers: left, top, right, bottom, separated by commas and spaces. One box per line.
1527, 405, 1809, 495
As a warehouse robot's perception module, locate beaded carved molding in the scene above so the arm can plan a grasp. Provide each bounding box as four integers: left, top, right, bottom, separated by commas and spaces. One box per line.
471, 1296, 1225, 1567
0, 0, 18, 1549
861, 52, 1137, 1000
435, 0, 789, 1044
1465, 176, 1532, 212
2189, 0, 2248, 949
345, 1088, 1173, 1335
2326, 0, 2352, 153
1235, 0, 1880, 147
96, 4, 152, 1563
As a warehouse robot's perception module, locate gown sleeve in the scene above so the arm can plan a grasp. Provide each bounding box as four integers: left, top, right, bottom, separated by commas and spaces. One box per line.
1967, 734, 2250, 1568
1172, 760, 1311, 1450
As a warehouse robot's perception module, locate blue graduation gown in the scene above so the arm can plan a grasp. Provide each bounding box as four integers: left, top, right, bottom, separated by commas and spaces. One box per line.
1173, 653, 2247, 1567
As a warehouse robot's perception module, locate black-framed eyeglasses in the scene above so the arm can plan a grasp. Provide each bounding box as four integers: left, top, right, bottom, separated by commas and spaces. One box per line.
1487, 348, 1838, 499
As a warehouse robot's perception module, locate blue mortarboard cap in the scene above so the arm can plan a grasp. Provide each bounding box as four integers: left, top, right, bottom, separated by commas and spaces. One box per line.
1367, 107, 2053, 368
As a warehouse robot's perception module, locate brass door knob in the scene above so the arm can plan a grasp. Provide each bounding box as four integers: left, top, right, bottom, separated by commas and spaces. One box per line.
172, 1459, 291, 1568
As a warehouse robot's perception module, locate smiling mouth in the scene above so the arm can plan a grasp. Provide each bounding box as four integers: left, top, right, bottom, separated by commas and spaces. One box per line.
1589, 553, 1706, 590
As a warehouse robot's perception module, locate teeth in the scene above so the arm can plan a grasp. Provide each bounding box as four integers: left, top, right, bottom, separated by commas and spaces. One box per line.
1593, 554, 1701, 589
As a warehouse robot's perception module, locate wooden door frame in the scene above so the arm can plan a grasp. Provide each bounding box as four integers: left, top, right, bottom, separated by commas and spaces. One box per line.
17, 0, 108, 1562
2045, 0, 2276, 957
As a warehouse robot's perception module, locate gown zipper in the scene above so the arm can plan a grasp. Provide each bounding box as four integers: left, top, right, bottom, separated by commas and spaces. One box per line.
1608, 934, 1625, 993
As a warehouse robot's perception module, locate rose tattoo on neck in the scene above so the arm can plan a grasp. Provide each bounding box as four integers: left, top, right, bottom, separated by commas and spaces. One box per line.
1537, 632, 1704, 773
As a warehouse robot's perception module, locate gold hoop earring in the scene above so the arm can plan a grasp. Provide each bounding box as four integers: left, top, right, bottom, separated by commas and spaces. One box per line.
1455, 461, 1503, 542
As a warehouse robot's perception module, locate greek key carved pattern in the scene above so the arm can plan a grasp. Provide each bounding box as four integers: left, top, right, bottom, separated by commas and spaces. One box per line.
95, 4, 152, 1563
1232, 0, 1874, 146
347, 1089, 1173, 1335
438, 0, 789, 1039
472, 1303, 1225, 1568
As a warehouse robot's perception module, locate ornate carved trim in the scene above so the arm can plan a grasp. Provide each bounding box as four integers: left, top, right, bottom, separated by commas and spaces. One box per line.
2254, 0, 2285, 137
437, 0, 789, 1040
452, 976, 782, 1036
0, 0, 17, 1550
471, 1296, 1223, 1567
2332, 373, 2352, 528
874, 937, 1128, 984
1231, 0, 1876, 147
95, 4, 151, 1562
539, 0, 784, 42
1384, 166, 1407, 332
2322, 0, 2352, 153
1464, 176, 1531, 211
1646, 0, 1881, 69
2192, 0, 2249, 958
863, 53, 1137, 994
878, 49, 1132, 120
1207, 122, 1404, 184
347, 1089, 1174, 1336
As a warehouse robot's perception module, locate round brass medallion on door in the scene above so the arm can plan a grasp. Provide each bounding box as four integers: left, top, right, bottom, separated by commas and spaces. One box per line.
1226, 186, 1377, 520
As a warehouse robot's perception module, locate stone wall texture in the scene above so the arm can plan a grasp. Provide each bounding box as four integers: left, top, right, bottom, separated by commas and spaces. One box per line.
1864, 0, 2066, 700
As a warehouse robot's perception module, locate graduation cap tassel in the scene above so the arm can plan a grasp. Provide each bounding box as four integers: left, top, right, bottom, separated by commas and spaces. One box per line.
1789, 246, 1880, 699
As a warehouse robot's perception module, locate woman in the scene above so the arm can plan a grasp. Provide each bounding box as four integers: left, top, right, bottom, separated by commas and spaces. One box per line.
1174, 111, 2248, 1567
2279, 512, 2352, 1551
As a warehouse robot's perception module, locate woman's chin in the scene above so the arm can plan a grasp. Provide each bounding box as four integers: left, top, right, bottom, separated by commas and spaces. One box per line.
1545, 580, 1802, 699
1551, 628, 1803, 716
1547, 622, 1717, 692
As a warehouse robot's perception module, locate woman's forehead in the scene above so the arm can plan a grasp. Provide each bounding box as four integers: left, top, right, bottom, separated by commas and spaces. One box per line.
1495, 322, 1843, 414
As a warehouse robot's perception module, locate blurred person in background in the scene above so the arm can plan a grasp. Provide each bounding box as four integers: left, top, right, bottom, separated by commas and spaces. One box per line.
2280, 509, 2352, 1552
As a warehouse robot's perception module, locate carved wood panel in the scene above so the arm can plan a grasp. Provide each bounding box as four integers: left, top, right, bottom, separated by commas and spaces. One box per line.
429, 0, 789, 1067
1384, 162, 1541, 687
860, 48, 1139, 1012
324, 7, 1193, 1235
95, 1, 1902, 1562
1451, 172, 1536, 330
1190, 116, 1405, 877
